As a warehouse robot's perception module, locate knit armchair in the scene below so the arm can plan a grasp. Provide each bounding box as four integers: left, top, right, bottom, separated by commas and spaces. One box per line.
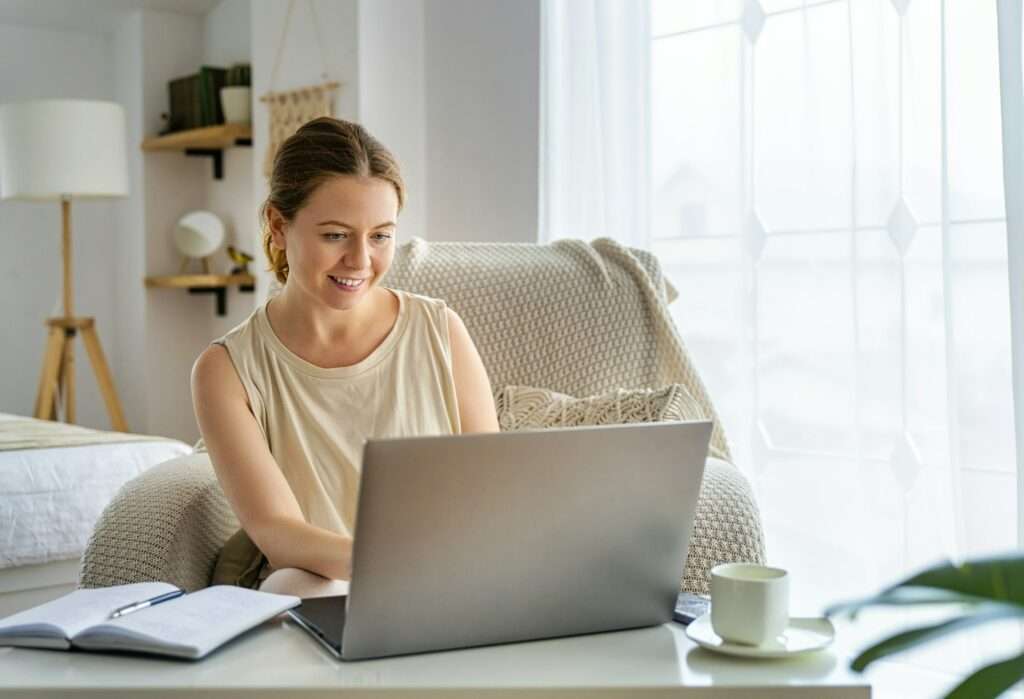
80, 238, 766, 595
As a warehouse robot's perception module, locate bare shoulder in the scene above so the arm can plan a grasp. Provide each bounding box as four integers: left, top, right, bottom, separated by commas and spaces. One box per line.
445, 306, 469, 338
191, 344, 244, 401
446, 306, 478, 354
443, 306, 498, 432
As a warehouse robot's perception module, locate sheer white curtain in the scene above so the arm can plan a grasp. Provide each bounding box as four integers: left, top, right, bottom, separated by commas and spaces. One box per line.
539, 0, 650, 247
542, 0, 1018, 616
997, 0, 1024, 551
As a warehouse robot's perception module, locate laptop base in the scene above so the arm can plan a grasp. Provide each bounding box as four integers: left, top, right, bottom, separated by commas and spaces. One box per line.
287, 595, 347, 658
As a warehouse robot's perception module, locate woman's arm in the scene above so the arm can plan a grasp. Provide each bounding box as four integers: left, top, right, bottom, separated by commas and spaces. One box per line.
191, 345, 352, 581
446, 308, 500, 434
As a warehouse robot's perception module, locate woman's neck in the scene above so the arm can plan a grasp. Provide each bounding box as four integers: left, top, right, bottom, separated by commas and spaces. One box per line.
268, 284, 376, 349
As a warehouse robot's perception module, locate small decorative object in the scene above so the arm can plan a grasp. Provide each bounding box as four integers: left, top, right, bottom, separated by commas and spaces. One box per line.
220, 63, 251, 125
226, 63, 250, 88
260, 0, 340, 176
827, 553, 1024, 699
174, 211, 225, 274
226, 246, 254, 276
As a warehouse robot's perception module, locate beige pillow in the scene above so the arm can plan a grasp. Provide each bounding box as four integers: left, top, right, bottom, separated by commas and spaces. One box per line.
494, 384, 726, 462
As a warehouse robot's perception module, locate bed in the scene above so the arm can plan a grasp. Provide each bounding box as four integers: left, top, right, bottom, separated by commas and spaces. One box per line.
0, 413, 192, 616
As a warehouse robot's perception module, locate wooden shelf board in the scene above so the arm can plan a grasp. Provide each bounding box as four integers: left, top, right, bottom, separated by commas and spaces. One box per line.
141, 124, 252, 152
144, 273, 255, 289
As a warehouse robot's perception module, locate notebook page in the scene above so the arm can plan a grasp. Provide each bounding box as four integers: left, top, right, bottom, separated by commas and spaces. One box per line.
73, 586, 300, 659
0, 582, 178, 643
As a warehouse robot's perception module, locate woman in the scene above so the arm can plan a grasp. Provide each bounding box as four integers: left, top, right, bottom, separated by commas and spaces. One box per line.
191, 117, 499, 599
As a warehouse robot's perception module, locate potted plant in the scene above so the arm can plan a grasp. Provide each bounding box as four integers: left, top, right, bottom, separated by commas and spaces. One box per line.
220, 63, 251, 125
827, 553, 1024, 698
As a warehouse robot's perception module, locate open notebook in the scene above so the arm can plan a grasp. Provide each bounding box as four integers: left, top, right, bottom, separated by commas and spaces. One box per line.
0, 582, 299, 659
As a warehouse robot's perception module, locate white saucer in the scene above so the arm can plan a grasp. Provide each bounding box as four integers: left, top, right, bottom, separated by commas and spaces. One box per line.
685, 613, 835, 659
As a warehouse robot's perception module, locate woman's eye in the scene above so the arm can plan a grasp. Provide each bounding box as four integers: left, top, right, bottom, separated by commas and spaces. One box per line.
322, 231, 392, 242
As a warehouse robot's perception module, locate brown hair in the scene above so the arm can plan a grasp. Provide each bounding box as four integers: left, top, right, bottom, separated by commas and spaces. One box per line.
261, 117, 405, 284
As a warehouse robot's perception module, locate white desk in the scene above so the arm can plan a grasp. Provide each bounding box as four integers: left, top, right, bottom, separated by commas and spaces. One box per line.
0, 618, 870, 698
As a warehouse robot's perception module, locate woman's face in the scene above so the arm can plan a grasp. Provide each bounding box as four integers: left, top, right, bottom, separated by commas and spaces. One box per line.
272, 175, 399, 312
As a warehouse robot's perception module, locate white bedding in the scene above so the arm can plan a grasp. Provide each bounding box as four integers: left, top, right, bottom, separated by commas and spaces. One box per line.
0, 433, 191, 569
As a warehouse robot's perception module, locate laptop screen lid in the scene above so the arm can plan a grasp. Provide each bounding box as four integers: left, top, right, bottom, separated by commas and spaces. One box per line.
339, 420, 711, 660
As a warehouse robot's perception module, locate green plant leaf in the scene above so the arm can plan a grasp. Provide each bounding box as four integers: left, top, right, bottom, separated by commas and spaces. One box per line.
890, 554, 1024, 606
826, 586, 979, 619
850, 604, 1024, 672
831, 552, 1024, 699
945, 649, 1024, 699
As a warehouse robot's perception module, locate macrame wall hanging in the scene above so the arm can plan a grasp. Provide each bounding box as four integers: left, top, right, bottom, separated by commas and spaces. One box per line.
260, 0, 341, 177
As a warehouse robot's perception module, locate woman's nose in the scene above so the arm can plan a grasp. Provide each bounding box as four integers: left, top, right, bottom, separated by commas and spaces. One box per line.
344, 241, 371, 269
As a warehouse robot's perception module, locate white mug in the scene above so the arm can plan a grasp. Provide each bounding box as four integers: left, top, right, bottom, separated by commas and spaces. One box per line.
710, 562, 789, 646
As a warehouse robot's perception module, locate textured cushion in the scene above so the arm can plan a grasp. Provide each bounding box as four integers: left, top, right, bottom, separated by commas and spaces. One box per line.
494, 384, 763, 594
494, 384, 728, 462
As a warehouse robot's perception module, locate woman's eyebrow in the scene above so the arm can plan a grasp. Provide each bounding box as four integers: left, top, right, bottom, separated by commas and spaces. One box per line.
316, 219, 396, 229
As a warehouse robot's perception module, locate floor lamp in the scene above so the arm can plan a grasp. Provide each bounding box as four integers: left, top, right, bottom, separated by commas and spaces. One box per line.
0, 100, 129, 431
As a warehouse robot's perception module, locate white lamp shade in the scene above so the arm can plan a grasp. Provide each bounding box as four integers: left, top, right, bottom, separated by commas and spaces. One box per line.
0, 99, 128, 201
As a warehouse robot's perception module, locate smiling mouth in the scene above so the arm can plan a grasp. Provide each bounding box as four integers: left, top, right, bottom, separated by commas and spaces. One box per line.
327, 275, 368, 290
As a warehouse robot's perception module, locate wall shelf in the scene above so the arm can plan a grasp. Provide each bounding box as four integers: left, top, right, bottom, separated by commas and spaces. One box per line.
144, 273, 255, 316
142, 124, 252, 151
141, 124, 253, 179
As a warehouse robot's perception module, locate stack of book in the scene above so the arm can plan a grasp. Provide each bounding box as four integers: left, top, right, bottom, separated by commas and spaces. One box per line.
167, 66, 228, 132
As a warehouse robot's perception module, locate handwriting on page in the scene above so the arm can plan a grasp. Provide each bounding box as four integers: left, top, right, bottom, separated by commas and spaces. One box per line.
104, 586, 294, 654
0, 582, 177, 639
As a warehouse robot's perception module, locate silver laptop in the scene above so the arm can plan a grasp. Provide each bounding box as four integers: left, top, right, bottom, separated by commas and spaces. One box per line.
287, 420, 711, 660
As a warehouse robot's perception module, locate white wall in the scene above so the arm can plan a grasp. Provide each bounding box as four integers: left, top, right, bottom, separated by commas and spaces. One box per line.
112, 10, 149, 431
358, 0, 427, 242
0, 22, 118, 430
251, 0, 360, 299
423, 0, 540, 244
203, 0, 249, 68
204, 0, 256, 340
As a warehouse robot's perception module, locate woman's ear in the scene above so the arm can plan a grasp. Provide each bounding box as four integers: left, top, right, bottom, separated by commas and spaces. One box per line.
267, 206, 288, 250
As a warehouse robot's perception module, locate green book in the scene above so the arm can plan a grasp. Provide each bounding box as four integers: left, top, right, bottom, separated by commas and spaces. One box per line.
199, 68, 211, 126
188, 74, 202, 130
199, 66, 228, 126
167, 75, 194, 132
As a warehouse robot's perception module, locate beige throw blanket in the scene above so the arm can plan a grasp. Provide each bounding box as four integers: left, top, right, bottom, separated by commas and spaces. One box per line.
382, 236, 732, 462
0, 413, 176, 452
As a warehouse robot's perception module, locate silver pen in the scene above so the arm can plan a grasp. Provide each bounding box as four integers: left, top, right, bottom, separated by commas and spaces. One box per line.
109, 590, 185, 619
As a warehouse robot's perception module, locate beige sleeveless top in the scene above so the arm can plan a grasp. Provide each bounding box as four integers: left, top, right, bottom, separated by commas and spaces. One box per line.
214, 288, 461, 539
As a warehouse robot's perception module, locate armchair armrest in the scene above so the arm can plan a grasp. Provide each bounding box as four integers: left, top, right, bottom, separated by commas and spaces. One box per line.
79, 452, 238, 591
682, 458, 767, 595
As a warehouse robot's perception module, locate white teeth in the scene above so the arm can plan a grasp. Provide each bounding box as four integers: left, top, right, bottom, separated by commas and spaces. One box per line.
329, 276, 365, 288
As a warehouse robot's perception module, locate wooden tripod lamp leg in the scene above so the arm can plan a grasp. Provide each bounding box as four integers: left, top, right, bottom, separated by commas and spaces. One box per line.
81, 325, 128, 432
34, 327, 65, 421
61, 332, 76, 423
